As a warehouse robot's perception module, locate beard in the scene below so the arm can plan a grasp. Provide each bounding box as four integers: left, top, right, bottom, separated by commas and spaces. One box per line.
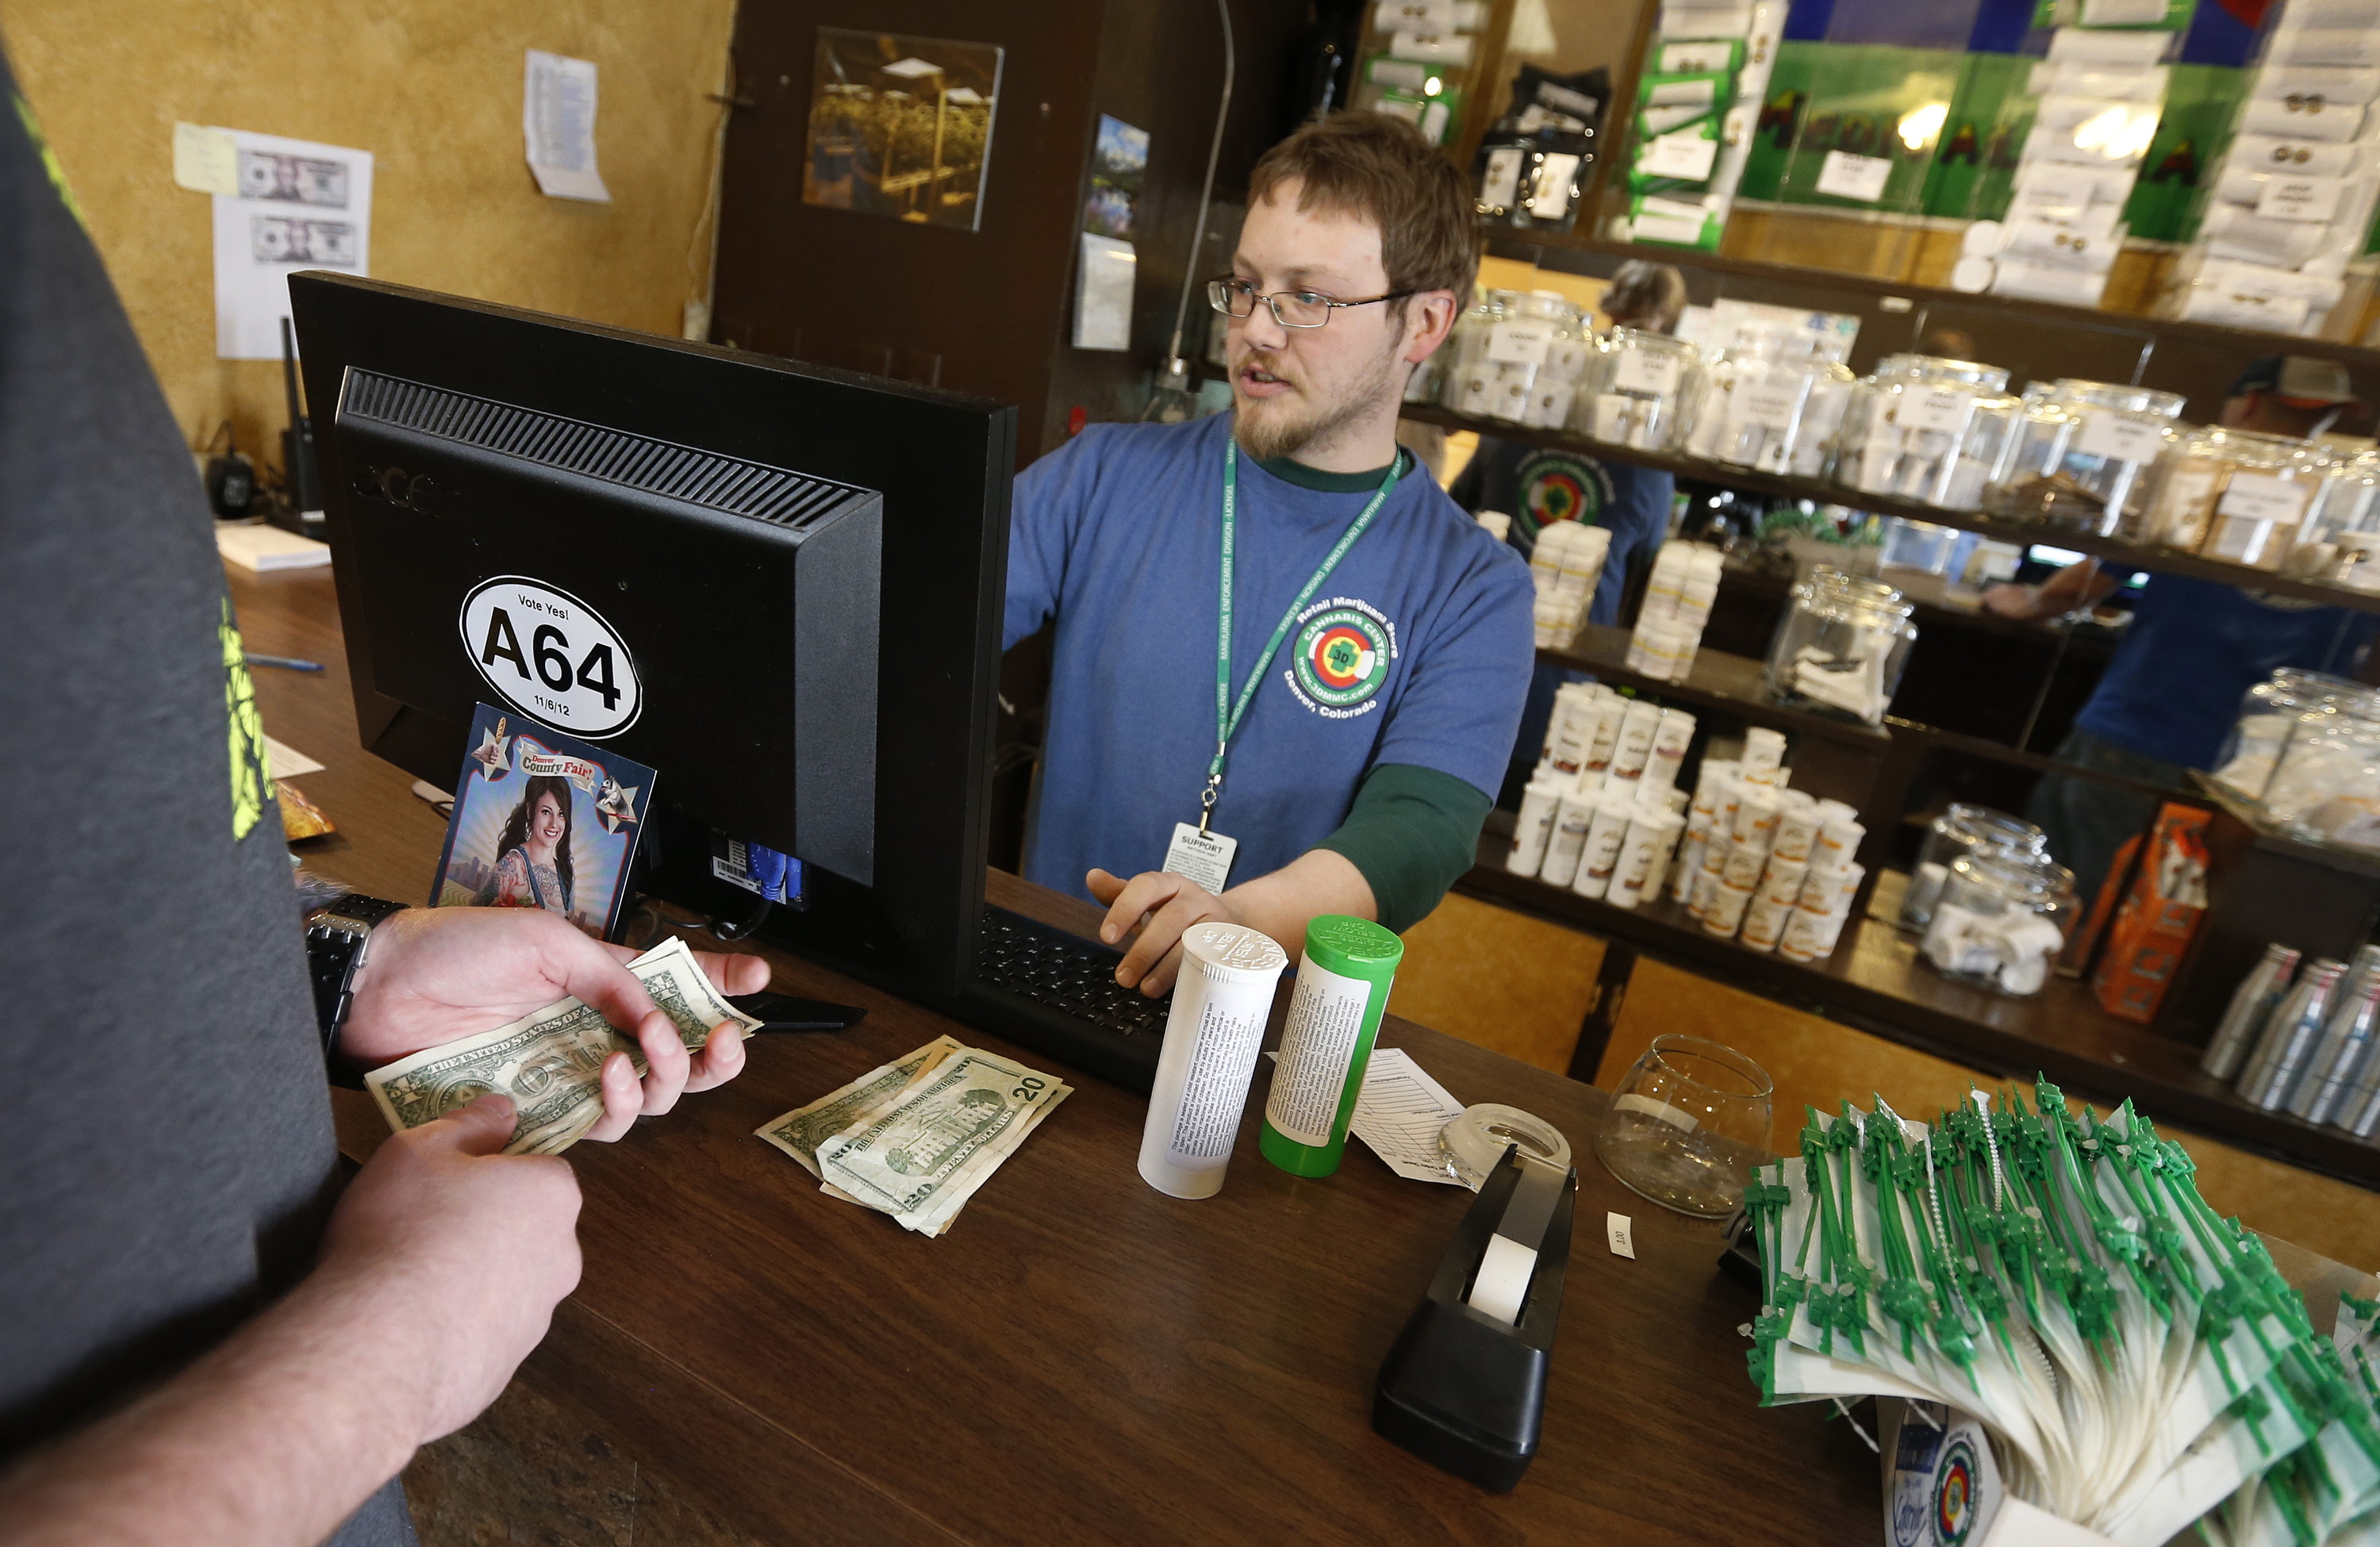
1231, 336, 1407, 463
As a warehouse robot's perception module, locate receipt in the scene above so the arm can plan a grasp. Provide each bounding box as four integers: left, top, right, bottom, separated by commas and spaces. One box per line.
1349, 1048, 1468, 1186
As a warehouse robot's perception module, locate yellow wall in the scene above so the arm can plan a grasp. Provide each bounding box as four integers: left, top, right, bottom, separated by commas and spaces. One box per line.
1, 0, 735, 465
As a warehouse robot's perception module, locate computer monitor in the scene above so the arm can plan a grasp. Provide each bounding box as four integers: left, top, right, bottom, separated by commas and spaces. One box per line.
291, 274, 1016, 994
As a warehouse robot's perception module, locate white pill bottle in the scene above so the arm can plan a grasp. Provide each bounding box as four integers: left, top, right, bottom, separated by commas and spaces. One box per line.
1138, 921, 1290, 1199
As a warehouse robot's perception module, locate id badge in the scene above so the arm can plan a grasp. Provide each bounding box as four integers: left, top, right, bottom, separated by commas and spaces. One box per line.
1163, 821, 1238, 896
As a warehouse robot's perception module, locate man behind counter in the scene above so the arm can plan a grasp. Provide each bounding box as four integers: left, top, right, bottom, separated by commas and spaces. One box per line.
1985, 355, 2380, 904
1004, 113, 1534, 994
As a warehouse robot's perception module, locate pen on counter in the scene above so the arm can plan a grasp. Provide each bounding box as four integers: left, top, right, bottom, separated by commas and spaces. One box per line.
244, 652, 324, 672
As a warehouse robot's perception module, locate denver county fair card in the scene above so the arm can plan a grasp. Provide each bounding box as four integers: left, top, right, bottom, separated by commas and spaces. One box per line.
429, 704, 653, 941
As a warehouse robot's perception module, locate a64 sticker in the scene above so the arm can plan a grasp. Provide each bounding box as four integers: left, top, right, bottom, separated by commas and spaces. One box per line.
459, 576, 642, 739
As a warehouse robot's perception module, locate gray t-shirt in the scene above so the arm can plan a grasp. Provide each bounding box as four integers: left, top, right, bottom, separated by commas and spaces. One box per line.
0, 61, 410, 1543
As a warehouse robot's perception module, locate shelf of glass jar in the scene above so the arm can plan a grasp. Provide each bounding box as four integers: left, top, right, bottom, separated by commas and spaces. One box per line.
1460, 819, 2380, 1189
1406, 290, 2380, 618
2198, 667, 2380, 879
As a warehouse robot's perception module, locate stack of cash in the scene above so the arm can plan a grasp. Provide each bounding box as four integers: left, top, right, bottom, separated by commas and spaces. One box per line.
364, 936, 762, 1156
755, 1038, 1070, 1237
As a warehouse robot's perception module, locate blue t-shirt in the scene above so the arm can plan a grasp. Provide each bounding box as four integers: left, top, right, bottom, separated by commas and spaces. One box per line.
1005, 413, 1536, 904
2077, 575, 2377, 770
1448, 439, 1674, 626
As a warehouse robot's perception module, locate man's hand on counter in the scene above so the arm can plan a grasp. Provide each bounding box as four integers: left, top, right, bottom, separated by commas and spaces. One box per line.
1089, 849, 1376, 996
340, 907, 769, 1141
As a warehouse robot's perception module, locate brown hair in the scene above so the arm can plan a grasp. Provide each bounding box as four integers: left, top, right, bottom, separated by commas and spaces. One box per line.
1245, 112, 1480, 315
1603, 260, 1688, 334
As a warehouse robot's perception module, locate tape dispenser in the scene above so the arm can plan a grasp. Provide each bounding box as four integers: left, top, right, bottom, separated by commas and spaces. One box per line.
1372, 1140, 1576, 1492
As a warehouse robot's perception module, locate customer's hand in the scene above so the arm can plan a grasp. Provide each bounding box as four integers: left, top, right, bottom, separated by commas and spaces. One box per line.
339, 908, 769, 1141
1087, 868, 1242, 996
314, 1092, 582, 1443
1980, 582, 2039, 620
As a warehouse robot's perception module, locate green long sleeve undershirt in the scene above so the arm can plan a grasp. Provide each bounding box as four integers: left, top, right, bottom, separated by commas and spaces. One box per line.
1310, 762, 1492, 935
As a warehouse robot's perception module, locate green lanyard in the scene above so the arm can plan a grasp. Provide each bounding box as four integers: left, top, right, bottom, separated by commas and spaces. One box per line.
1203, 437, 1401, 829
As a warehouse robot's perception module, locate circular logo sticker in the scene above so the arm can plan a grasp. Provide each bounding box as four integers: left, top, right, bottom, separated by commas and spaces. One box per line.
1933, 1438, 1978, 1546
1293, 607, 1392, 708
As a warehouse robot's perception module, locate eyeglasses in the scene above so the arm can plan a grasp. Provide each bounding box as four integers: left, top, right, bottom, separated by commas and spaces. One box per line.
1206, 277, 1417, 329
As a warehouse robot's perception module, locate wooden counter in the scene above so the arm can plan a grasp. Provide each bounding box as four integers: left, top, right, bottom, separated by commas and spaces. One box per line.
228, 560, 1878, 1544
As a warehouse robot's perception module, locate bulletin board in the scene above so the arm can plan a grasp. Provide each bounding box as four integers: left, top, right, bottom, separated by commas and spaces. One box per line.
0, 0, 738, 470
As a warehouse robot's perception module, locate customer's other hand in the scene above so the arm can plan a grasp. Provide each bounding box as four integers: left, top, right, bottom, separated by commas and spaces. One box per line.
315, 1092, 582, 1442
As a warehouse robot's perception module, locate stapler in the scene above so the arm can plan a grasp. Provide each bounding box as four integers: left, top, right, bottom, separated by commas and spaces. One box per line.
1372, 1144, 1576, 1492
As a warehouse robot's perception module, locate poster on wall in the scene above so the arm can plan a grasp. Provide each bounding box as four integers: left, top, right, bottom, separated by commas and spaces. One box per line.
1083, 115, 1147, 238
802, 28, 1003, 231
209, 128, 374, 359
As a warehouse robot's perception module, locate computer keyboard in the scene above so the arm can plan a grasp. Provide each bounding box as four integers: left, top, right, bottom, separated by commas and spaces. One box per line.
964, 905, 1169, 1092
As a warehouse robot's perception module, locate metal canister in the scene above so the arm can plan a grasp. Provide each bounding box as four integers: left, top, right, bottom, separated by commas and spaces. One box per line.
2237, 958, 2346, 1111
2198, 942, 2300, 1081
2292, 980, 2380, 1127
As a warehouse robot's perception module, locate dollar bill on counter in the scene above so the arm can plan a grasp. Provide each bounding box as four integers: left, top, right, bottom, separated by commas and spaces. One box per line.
754, 1040, 1070, 1235
363, 935, 761, 1156
753, 1035, 965, 1177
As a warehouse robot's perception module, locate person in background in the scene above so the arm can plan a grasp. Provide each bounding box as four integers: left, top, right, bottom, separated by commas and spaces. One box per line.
1983, 355, 2378, 905
0, 64, 760, 1544
1449, 259, 1690, 804
1004, 113, 1534, 995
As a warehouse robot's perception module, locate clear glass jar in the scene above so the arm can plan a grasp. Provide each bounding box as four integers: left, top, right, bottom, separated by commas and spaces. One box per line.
1761, 568, 1917, 727
2135, 426, 2332, 566
1576, 327, 1700, 451
2263, 709, 2380, 854
1680, 326, 1856, 478
1472, 290, 1584, 428
2212, 669, 2379, 802
1983, 379, 2187, 535
1919, 852, 2073, 996
1441, 291, 1508, 418
1833, 354, 2016, 509
1898, 803, 2048, 928
1878, 516, 1963, 577
2288, 452, 2380, 589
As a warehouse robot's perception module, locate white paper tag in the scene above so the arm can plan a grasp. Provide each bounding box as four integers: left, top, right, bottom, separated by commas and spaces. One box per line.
1480, 146, 1522, 208
1612, 349, 1682, 397
1606, 1211, 1637, 1258
2075, 409, 2165, 463
2217, 471, 2311, 525
1487, 322, 1553, 366
1815, 149, 1893, 202
1163, 821, 1239, 895
2257, 175, 2347, 222
1900, 386, 1975, 436
1639, 129, 1718, 182
172, 122, 240, 194
1659, 40, 1734, 73
1730, 381, 1800, 431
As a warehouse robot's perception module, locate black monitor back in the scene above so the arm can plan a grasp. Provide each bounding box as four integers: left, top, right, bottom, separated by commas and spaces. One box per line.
291, 274, 1015, 994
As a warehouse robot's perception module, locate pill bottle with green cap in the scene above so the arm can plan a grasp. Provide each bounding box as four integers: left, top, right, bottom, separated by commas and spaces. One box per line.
1259, 915, 1405, 1178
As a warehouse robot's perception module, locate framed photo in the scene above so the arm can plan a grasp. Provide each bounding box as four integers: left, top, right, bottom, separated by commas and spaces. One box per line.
428, 704, 654, 941
803, 28, 1004, 231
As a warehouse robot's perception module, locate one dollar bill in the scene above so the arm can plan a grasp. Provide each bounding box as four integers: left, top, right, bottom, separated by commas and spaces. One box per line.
752, 1036, 965, 1177
363, 935, 760, 1156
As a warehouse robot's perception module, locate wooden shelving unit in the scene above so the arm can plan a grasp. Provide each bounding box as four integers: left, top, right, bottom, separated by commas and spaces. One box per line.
1461, 833, 2380, 1189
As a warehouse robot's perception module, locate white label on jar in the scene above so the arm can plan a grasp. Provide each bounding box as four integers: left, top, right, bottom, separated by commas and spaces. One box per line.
1731, 381, 1800, 431
1481, 146, 1522, 209
1488, 324, 1552, 366
2217, 471, 2311, 525
1899, 387, 1975, 436
2257, 175, 2347, 222
1264, 960, 1376, 1146
1526, 152, 1582, 218
2075, 409, 2164, 463
1164, 990, 1272, 1162
1614, 349, 1682, 396
1640, 130, 1718, 181
1815, 149, 1893, 202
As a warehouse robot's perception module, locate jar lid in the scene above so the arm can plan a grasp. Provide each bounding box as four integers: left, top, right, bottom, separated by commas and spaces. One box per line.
1302, 914, 1404, 981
